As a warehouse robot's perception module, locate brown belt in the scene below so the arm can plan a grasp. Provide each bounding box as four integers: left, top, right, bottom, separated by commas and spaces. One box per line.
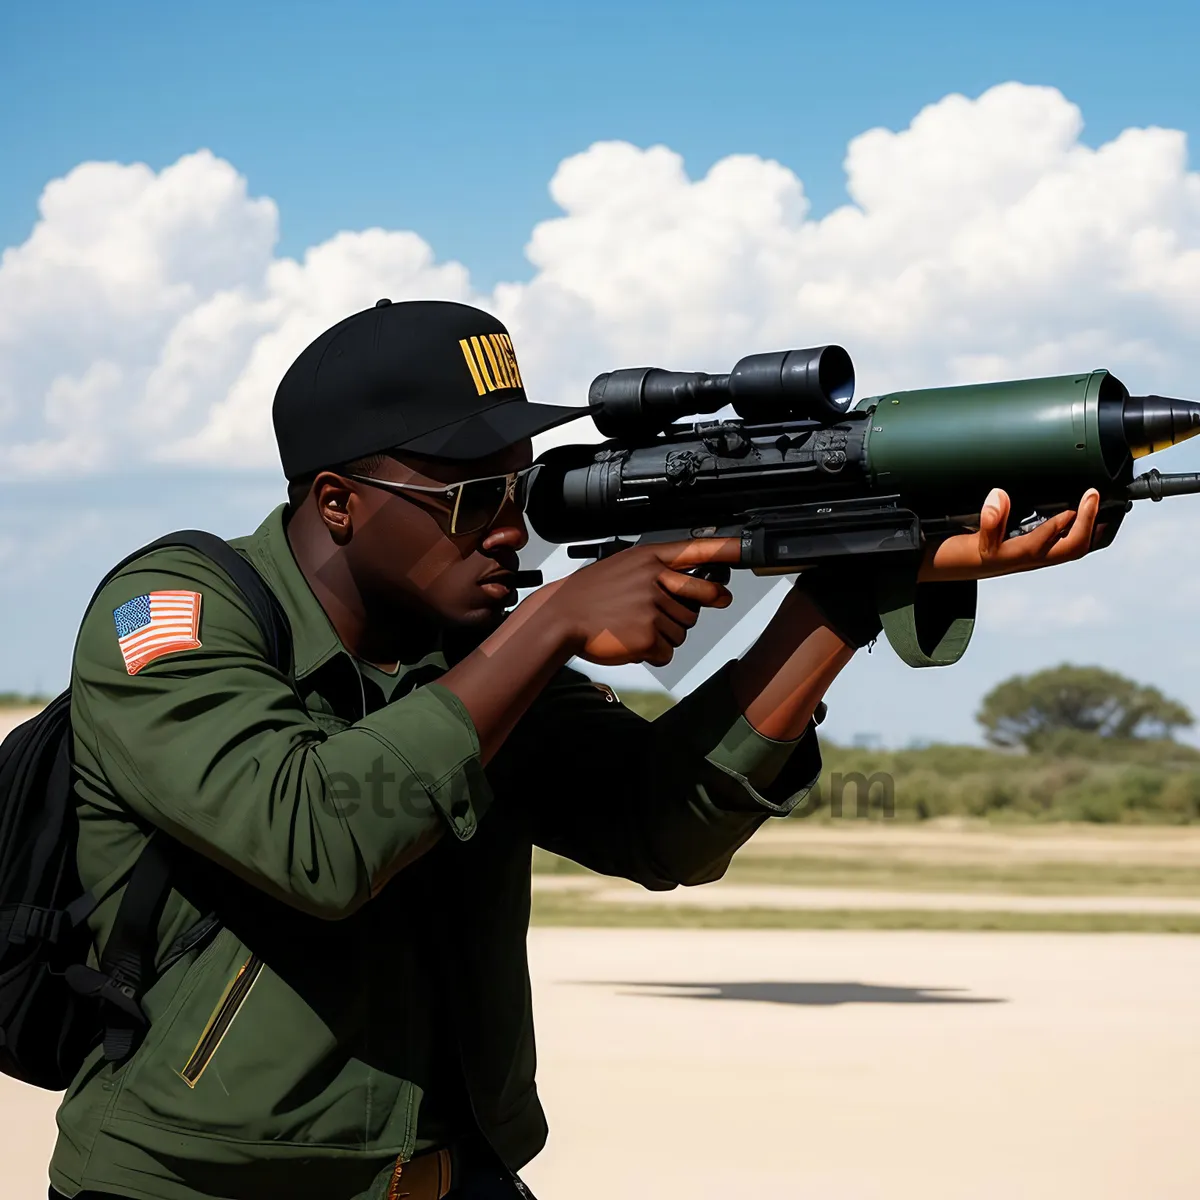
386, 1147, 454, 1200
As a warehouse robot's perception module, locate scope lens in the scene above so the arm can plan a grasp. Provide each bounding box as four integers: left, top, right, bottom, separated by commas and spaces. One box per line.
730, 345, 855, 422
812, 346, 855, 406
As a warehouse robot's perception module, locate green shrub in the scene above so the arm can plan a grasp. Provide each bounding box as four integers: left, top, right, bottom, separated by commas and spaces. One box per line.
591, 687, 1200, 824
808, 742, 1200, 825
0, 692, 51, 709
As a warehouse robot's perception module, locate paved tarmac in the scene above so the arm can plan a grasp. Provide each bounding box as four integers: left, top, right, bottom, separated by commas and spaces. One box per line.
5, 929, 1198, 1198
521, 929, 1200, 1200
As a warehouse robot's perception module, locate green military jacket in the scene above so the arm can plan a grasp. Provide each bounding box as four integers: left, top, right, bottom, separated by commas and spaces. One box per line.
50, 504, 827, 1200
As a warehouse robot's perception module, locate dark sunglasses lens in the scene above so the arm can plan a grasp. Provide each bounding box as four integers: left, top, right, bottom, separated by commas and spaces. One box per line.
450, 468, 542, 534
453, 477, 510, 534
515, 464, 542, 506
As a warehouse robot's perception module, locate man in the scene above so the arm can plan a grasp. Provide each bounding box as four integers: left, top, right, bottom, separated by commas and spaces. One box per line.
49, 300, 1098, 1200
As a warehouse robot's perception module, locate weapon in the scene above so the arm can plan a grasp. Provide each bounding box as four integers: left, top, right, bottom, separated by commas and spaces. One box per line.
525, 347, 1200, 578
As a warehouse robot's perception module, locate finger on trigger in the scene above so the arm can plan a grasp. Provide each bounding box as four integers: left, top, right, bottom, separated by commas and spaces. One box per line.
656, 537, 741, 570
657, 569, 732, 607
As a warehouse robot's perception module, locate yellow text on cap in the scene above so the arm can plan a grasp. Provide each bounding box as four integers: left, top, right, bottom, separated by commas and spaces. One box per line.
460, 334, 524, 395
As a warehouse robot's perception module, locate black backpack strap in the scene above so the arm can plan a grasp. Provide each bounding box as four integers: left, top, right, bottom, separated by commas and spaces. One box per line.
64, 831, 174, 1060
68, 531, 293, 1062
0, 726, 98, 949
95, 529, 292, 677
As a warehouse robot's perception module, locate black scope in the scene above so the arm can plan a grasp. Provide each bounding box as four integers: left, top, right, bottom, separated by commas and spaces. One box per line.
587, 345, 855, 440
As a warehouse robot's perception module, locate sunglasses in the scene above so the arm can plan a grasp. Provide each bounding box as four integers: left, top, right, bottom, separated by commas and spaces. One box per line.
345, 463, 543, 536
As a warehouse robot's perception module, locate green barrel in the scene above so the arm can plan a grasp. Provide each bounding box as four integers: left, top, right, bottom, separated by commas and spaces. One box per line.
856, 370, 1133, 513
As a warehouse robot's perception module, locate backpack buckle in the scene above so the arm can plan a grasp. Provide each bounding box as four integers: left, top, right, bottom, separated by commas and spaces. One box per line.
1, 903, 67, 947
63, 964, 147, 1024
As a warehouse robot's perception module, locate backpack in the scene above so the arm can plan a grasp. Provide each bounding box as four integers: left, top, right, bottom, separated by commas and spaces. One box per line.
0, 530, 292, 1090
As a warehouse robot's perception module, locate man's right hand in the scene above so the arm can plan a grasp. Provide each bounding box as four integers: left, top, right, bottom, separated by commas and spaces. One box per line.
440, 538, 739, 764
536, 540, 738, 667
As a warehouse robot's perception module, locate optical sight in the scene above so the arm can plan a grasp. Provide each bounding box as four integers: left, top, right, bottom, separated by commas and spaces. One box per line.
587, 345, 855, 440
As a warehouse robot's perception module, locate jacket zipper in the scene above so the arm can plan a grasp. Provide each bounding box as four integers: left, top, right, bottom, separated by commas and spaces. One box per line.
178, 953, 264, 1088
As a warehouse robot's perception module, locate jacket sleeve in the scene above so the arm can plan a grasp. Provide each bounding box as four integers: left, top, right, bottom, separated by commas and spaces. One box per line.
488, 661, 823, 890
71, 548, 491, 920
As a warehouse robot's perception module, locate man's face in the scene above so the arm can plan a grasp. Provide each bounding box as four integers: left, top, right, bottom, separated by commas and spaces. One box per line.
313, 439, 534, 629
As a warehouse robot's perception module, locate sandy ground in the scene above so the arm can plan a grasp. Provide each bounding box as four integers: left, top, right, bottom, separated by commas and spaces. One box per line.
4, 929, 1199, 1199
738, 820, 1200, 865
521, 929, 1200, 1200
0, 706, 43, 741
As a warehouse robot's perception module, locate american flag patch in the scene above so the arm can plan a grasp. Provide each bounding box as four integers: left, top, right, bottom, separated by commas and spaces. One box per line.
113, 591, 202, 675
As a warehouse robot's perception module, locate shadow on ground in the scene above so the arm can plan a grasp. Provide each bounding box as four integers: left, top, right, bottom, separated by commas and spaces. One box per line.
589, 981, 1006, 1006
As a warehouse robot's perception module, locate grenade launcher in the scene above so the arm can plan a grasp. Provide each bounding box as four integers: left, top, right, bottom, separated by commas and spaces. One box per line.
526, 347, 1200, 576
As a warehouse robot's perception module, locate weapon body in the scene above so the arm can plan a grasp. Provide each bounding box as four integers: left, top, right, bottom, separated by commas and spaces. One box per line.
526, 347, 1200, 574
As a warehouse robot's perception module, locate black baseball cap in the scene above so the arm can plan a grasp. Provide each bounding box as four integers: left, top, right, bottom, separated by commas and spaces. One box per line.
272, 299, 589, 478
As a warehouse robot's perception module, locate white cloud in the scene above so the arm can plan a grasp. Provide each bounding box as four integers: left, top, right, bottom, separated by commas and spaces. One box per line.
3, 82, 1199, 481
157, 229, 475, 466
6, 83, 1200, 725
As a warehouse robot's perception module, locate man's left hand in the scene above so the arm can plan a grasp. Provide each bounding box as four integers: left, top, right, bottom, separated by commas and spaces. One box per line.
918, 487, 1100, 583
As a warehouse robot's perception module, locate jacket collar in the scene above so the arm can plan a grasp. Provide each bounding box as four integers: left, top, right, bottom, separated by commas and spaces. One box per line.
234, 504, 348, 682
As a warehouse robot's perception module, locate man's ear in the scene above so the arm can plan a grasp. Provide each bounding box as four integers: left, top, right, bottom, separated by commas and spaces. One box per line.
312, 472, 356, 543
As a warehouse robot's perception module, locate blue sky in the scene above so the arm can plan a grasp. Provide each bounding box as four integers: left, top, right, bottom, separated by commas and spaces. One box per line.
2, 0, 1199, 746
3, 0, 1198, 287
